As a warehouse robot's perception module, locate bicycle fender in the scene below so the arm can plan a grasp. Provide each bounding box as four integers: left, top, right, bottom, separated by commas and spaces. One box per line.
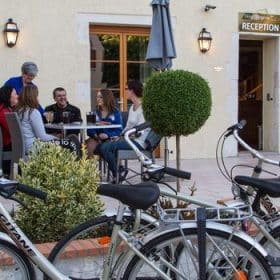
0, 231, 15, 244
142, 221, 268, 258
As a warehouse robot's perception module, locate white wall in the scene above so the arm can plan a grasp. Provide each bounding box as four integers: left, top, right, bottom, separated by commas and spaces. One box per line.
1, 0, 280, 159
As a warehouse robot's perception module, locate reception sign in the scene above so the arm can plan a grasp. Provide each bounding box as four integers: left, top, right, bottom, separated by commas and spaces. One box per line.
239, 13, 280, 34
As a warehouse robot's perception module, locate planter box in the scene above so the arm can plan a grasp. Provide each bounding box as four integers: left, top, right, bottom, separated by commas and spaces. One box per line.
0, 237, 115, 266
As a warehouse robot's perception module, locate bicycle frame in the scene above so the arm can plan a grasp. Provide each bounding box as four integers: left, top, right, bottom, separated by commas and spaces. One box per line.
0, 201, 70, 279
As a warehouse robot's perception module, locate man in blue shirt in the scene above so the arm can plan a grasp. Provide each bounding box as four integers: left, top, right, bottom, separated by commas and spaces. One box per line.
4, 62, 44, 114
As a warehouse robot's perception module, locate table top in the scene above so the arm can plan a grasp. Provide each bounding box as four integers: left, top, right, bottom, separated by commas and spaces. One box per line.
45, 122, 122, 130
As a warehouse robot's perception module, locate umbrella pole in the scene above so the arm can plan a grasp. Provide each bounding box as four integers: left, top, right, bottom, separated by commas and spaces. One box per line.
164, 136, 169, 166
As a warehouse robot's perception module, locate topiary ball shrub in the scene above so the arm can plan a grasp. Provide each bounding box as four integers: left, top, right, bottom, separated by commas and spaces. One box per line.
143, 70, 212, 136
15, 142, 103, 243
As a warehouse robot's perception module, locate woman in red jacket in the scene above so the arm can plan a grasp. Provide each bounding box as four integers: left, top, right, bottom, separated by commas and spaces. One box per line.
0, 86, 18, 174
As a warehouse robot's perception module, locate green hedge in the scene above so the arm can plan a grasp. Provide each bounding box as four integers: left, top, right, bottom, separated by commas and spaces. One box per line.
15, 142, 103, 243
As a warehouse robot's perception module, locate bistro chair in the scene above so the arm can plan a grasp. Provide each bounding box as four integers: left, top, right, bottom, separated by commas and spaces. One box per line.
5, 112, 25, 179
0, 127, 12, 175
116, 129, 162, 183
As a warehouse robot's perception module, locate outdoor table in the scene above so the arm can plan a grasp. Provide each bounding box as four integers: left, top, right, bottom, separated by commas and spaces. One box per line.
45, 122, 122, 142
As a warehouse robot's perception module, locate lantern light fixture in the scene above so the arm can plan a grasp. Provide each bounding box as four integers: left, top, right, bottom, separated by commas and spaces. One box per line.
198, 28, 212, 53
3, 18, 19, 47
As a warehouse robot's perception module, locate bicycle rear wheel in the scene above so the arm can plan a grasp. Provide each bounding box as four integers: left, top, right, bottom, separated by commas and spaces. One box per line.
48, 213, 154, 280
260, 224, 280, 279
123, 227, 274, 280
47, 216, 115, 279
0, 239, 34, 279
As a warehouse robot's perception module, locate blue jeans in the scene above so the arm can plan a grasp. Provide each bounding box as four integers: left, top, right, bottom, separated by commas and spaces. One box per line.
99, 140, 144, 177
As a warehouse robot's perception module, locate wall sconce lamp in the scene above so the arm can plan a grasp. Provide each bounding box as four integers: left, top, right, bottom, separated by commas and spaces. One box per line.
3, 18, 19, 47
198, 28, 212, 53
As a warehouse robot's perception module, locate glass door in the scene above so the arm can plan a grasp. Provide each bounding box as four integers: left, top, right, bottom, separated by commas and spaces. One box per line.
90, 25, 153, 111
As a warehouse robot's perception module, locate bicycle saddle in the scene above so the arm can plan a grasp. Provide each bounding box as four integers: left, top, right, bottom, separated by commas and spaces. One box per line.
97, 182, 160, 210
235, 175, 280, 197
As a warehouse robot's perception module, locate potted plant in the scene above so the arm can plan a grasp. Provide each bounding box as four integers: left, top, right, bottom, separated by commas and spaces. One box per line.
143, 70, 212, 192
15, 142, 103, 243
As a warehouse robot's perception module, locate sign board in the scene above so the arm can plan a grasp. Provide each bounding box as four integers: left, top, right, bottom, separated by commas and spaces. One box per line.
239, 13, 280, 34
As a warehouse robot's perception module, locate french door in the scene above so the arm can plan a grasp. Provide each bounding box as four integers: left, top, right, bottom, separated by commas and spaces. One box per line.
90, 25, 153, 111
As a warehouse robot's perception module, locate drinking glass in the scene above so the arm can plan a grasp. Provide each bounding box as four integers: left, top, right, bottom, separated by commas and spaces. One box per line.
86, 112, 96, 124
44, 111, 54, 123
62, 111, 71, 123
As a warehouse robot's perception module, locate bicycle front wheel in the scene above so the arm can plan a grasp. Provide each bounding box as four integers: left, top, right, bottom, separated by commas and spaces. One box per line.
123, 227, 274, 280
0, 238, 35, 279
260, 224, 280, 279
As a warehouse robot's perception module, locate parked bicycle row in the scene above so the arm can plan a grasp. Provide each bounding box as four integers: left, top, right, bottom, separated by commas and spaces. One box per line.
0, 121, 279, 279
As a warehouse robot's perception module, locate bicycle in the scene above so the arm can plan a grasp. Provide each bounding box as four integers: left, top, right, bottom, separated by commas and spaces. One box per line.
46, 123, 274, 279
0, 176, 273, 279
141, 120, 280, 278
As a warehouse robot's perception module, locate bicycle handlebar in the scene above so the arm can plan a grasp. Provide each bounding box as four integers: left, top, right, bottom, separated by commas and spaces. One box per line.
225, 119, 247, 137
0, 178, 47, 200
133, 121, 151, 133
233, 130, 280, 166
162, 167, 191, 180
17, 183, 47, 200
124, 124, 192, 180
230, 120, 280, 166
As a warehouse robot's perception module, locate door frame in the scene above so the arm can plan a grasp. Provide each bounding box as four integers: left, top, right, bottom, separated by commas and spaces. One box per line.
237, 33, 280, 152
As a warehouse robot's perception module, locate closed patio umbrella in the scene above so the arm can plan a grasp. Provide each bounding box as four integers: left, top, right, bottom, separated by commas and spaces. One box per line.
146, 0, 176, 165
146, 0, 176, 71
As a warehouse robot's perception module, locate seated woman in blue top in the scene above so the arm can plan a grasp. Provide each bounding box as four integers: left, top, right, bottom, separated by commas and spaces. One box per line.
86, 89, 122, 157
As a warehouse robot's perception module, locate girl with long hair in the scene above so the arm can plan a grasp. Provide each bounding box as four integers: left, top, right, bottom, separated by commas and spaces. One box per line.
17, 85, 58, 153
86, 88, 122, 157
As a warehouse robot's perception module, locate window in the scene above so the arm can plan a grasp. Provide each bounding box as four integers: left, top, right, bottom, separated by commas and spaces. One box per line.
90, 25, 153, 111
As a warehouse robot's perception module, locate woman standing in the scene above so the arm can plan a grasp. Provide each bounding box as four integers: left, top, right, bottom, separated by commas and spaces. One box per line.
0, 86, 18, 175
86, 88, 122, 157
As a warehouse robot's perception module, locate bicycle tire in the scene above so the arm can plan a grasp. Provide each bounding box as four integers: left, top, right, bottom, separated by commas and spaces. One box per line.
260, 224, 280, 279
123, 227, 274, 280
47, 214, 154, 280
0, 238, 35, 279
46, 215, 115, 279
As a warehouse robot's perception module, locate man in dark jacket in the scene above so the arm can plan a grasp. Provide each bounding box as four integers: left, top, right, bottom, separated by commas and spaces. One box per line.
45, 87, 82, 135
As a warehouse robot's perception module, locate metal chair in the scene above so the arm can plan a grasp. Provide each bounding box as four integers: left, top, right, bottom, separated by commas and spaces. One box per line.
5, 112, 25, 179
116, 129, 161, 183
0, 127, 12, 175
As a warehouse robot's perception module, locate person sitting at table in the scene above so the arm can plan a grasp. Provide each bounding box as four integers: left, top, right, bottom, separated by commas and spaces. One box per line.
45, 87, 82, 135
4, 61, 44, 114
98, 80, 150, 183
17, 85, 81, 157
0, 86, 18, 175
86, 88, 122, 157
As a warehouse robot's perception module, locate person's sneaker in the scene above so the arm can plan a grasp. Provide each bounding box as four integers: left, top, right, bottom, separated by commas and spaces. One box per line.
66, 134, 82, 159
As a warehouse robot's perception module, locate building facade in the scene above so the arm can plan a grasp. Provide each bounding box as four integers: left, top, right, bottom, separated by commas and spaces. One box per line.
1, 0, 280, 159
